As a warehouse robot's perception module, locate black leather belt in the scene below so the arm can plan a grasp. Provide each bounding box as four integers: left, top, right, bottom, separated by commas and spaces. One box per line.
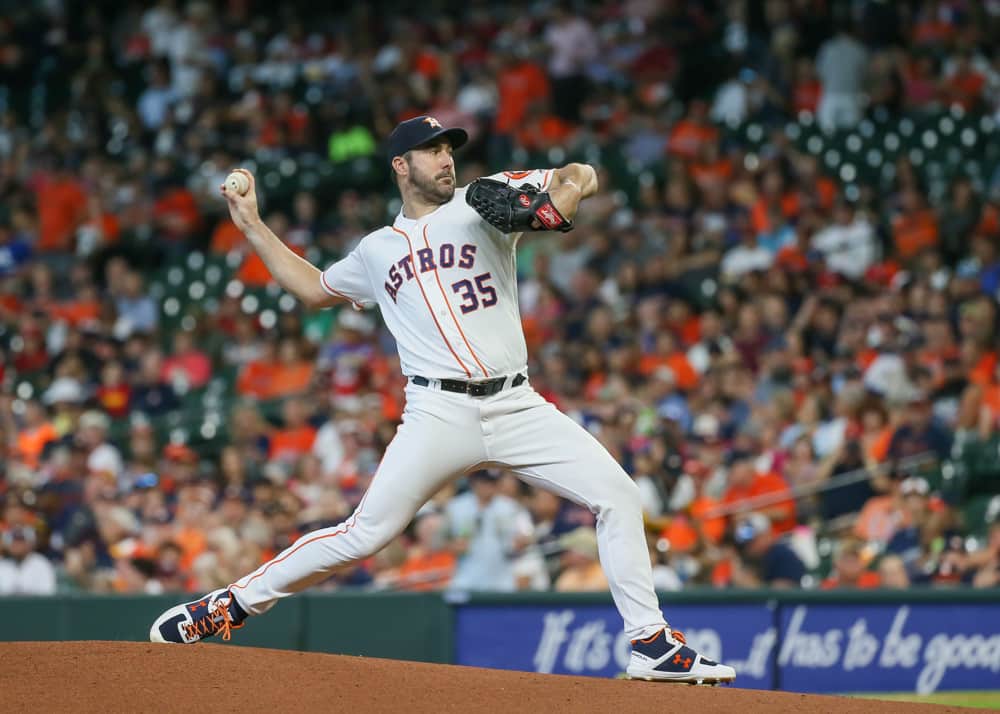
411, 373, 526, 397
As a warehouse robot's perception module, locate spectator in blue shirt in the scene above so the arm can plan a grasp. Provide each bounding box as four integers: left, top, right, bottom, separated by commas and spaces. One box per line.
734, 512, 806, 588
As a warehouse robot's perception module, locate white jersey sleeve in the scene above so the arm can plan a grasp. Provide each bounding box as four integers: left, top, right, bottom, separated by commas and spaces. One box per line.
320, 246, 377, 309
483, 169, 556, 192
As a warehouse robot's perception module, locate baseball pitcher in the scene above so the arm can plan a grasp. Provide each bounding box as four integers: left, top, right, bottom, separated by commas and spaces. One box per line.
149, 116, 736, 684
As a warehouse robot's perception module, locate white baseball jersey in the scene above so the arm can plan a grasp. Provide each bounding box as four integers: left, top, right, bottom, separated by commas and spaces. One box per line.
319, 169, 555, 380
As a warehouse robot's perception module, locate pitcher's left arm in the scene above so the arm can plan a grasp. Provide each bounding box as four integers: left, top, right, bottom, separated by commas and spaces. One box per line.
465, 163, 598, 234
547, 163, 599, 222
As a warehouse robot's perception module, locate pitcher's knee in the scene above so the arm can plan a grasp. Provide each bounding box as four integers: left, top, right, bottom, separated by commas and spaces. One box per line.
289, 517, 387, 566
594, 476, 643, 518
336, 513, 402, 561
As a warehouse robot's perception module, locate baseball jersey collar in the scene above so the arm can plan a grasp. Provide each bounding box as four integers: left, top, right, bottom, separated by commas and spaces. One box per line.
393, 196, 452, 228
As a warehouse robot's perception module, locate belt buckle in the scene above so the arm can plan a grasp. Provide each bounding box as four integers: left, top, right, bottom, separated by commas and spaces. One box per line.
467, 380, 489, 397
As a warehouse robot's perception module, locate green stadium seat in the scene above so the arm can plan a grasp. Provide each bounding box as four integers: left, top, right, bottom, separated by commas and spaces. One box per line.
883, 132, 901, 154
960, 494, 1000, 538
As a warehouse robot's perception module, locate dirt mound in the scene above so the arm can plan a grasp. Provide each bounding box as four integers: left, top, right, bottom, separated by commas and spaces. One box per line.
1, 642, 966, 713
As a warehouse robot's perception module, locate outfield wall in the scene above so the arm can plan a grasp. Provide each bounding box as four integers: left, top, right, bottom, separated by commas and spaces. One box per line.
2, 589, 999, 694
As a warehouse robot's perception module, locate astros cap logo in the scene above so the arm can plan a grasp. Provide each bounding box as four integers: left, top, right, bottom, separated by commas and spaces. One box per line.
423, 116, 442, 128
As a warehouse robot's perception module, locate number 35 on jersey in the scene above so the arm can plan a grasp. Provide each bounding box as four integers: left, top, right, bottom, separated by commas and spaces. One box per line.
383, 242, 494, 314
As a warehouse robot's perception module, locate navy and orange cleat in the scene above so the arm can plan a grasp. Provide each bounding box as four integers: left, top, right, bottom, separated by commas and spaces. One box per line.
626, 629, 736, 684
149, 588, 248, 644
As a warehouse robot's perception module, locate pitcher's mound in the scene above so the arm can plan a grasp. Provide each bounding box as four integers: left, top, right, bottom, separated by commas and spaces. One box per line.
0, 641, 965, 713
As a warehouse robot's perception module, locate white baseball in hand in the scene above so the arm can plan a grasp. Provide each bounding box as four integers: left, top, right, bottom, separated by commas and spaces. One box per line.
225, 171, 250, 196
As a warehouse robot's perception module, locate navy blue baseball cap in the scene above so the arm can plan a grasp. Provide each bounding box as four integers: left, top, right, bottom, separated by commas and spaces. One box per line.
386, 115, 468, 167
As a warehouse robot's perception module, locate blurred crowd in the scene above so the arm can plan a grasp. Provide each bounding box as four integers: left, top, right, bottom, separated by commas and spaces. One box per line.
3, 0, 1000, 597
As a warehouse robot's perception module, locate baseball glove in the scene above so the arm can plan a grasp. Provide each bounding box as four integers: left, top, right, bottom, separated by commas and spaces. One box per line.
465, 178, 574, 234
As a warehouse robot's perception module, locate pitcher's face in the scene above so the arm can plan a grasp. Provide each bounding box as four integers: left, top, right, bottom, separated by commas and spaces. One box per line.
400, 139, 456, 205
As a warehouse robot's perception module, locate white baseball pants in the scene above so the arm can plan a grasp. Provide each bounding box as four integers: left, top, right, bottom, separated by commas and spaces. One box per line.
228, 379, 668, 640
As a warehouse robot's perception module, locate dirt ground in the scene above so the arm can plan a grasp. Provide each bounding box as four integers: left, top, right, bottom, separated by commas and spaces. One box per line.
0, 642, 973, 714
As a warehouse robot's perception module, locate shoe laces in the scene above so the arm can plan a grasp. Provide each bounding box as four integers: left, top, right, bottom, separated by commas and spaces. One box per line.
183, 596, 243, 642
631, 628, 686, 647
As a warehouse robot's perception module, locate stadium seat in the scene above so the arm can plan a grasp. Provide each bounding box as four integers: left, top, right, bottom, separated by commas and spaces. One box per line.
960, 494, 1000, 538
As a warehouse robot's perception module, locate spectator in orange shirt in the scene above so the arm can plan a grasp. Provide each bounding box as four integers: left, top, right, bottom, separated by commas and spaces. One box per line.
14, 399, 58, 469
151, 168, 201, 243
75, 194, 120, 257
978, 201, 1000, 239
396, 511, 456, 591
259, 91, 311, 150
236, 337, 313, 401
911, 5, 955, 49
236, 213, 306, 287
792, 57, 821, 114
854, 474, 908, 544
661, 300, 699, 352
637, 332, 698, 391
820, 539, 881, 589
688, 140, 732, 192
892, 188, 939, 261
210, 218, 244, 254
962, 336, 996, 388
237, 339, 280, 400
858, 401, 893, 466
722, 453, 797, 535
945, 50, 985, 111
667, 99, 718, 161
775, 228, 814, 274
750, 168, 799, 237
48, 284, 102, 327
269, 338, 315, 400
269, 398, 317, 464
172, 485, 211, 573
661, 460, 726, 552
975, 357, 1000, 430
35, 162, 87, 252
493, 44, 550, 137
918, 316, 959, 384
515, 100, 576, 152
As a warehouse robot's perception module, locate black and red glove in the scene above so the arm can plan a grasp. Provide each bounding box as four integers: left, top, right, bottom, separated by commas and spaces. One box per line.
465, 178, 574, 234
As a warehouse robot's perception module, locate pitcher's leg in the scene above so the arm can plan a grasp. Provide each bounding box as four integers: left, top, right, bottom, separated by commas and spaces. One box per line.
230, 399, 483, 615
488, 391, 665, 640
150, 390, 486, 644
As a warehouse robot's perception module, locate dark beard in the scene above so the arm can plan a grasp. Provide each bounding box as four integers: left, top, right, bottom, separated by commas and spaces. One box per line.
408, 169, 455, 205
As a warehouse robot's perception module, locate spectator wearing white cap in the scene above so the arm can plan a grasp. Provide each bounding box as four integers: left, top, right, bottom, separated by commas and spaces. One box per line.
446, 469, 535, 592
554, 527, 607, 592
42, 376, 86, 437
0, 526, 57, 595
78, 410, 124, 481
